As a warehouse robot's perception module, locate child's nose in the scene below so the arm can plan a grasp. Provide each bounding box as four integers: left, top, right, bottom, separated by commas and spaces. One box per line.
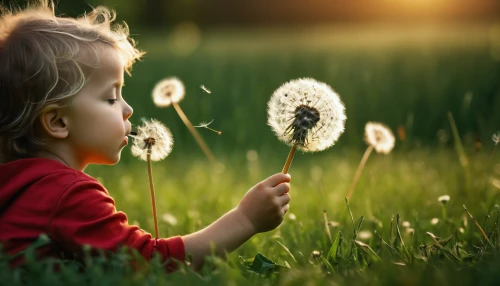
123, 102, 133, 120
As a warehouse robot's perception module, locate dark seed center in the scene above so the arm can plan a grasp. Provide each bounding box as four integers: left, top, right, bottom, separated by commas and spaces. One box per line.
285, 105, 320, 146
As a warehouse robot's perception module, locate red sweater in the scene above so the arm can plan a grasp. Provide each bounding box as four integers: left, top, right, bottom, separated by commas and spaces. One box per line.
0, 158, 185, 270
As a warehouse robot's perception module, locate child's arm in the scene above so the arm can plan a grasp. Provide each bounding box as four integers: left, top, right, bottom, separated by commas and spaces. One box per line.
182, 173, 291, 270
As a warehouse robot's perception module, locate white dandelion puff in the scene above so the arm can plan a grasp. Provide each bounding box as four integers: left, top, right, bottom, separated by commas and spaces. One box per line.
438, 195, 450, 204
267, 78, 346, 152
493, 131, 500, 145
347, 121, 395, 201
401, 221, 411, 228
152, 77, 185, 107
267, 78, 346, 173
131, 118, 173, 162
152, 77, 216, 161
431, 218, 439, 225
130, 118, 173, 239
358, 230, 373, 240
365, 122, 395, 154
161, 213, 178, 226
200, 84, 211, 94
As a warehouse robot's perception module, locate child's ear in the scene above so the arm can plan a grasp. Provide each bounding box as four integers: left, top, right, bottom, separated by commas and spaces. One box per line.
39, 104, 69, 139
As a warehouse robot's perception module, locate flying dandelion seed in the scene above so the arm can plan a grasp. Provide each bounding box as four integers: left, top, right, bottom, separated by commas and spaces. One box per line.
346, 121, 395, 201
194, 119, 222, 135
200, 84, 211, 94
131, 118, 174, 239
267, 78, 346, 173
152, 77, 216, 162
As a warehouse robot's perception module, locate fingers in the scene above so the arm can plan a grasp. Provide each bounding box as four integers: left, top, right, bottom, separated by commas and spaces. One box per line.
282, 204, 290, 215
276, 193, 291, 206
265, 173, 291, 187
273, 182, 290, 195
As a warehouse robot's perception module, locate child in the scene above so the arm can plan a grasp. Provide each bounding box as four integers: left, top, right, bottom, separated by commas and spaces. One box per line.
0, 1, 291, 271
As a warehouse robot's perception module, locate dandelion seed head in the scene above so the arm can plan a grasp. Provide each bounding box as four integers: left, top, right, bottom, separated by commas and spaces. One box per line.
267, 78, 346, 152
431, 218, 439, 225
401, 221, 411, 228
438, 195, 450, 204
493, 131, 500, 145
131, 118, 173, 162
365, 122, 395, 154
161, 213, 178, 226
358, 230, 373, 240
152, 77, 185, 107
406, 228, 415, 234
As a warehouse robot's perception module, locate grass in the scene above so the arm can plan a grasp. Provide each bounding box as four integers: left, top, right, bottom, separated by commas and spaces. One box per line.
2, 24, 500, 284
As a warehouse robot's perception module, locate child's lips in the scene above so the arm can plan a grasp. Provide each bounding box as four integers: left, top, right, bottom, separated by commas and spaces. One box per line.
123, 136, 129, 145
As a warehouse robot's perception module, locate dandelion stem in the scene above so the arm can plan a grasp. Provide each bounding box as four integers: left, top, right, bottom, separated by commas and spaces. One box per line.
147, 149, 159, 239
172, 101, 216, 162
282, 144, 297, 173
488, 144, 497, 163
346, 145, 374, 201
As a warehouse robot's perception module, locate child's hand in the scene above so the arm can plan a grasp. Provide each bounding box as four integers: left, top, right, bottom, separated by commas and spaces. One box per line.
236, 173, 291, 234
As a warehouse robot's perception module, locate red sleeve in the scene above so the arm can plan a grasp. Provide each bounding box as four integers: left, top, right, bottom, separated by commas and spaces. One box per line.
48, 178, 185, 271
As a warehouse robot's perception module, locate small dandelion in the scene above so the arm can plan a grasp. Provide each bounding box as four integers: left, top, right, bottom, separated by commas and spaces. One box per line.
438, 195, 450, 221
194, 119, 222, 135
431, 218, 439, 225
131, 118, 173, 161
200, 84, 211, 94
152, 77, 185, 107
365, 122, 396, 154
161, 213, 178, 226
406, 228, 415, 234
267, 78, 346, 173
358, 230, 373, 240
490, 131, 500, 161
131, 118, 174, 239
288, 213, 297, 221
493, 131, 500, 145
401, 221, 411, 228
152, 77, 216, 162
438, 195, 450, 204
346, 122, 395, 201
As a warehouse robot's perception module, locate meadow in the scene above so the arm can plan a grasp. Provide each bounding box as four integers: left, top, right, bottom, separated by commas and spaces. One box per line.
2, 24, 500, 285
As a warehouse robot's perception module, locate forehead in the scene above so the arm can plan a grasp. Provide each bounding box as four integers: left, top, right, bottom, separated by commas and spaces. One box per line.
85, 43, 124, 82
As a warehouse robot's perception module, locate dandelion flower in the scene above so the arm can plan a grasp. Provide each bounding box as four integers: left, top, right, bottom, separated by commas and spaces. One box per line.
438, 195, 450, 204
493, 131, 500, 145
365, 122, 395, 154
346, 121, 396, 201
267, 78, 346, 173
358, 230, 373, 240
131, 118, 173, 162
268, 78, 346, 152
152, 77, 185, 107
152, 77, 216, 162
130, 118, 173, 239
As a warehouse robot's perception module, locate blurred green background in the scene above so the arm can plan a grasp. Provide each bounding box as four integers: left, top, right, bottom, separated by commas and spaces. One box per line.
2, 0, 500, 161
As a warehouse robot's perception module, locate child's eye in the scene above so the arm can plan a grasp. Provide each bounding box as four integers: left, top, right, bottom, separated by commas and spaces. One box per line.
107, 99, 118, 105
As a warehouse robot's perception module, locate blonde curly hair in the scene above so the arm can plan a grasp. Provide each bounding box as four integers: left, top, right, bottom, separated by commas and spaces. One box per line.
0, 0, 144, 163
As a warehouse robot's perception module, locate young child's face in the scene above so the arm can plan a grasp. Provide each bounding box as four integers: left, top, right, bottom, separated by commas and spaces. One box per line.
64, 45, 133, 166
